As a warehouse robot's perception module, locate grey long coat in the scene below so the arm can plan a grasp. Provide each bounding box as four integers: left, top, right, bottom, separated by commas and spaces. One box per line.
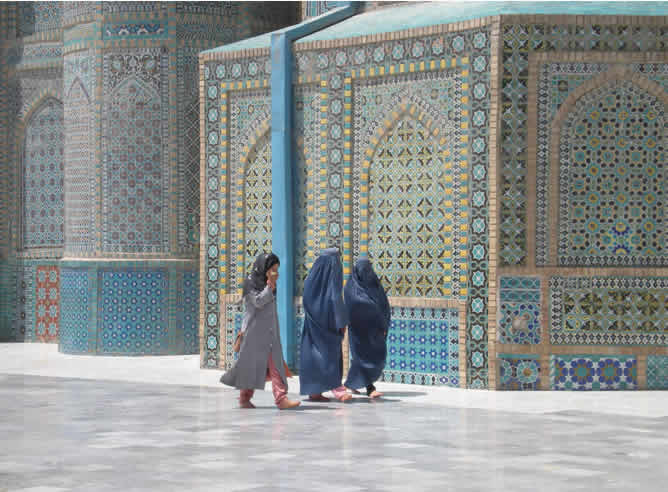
221, 285, 287, 390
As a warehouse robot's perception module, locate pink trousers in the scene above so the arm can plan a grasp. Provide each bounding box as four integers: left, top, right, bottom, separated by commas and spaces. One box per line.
239, 353, 287, 406
331, 386, 348, 399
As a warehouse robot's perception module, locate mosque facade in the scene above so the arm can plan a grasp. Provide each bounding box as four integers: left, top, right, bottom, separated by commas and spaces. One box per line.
1, 1, 666, 390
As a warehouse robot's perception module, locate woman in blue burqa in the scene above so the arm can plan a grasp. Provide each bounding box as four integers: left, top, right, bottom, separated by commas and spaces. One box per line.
343, 258, 390, 398
299, 248, 352, 402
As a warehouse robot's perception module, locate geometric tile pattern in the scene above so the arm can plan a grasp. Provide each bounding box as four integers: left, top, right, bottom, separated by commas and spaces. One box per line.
59, 268, 91, 353
18, 1, 63, 36
647, 355, 668, 390
498, 354, 540, 390
177, 48, 201, 253
224, 302, 244, 370
98, 270, 168, 355
535, 63, 668, 267
102, 50, 169, 253
182, 271, 199, 355
366, 114, 464, 298
228, 90, 271, 293
23, 98, 65, 249
550, 277, 667, 346
34, 266, 59, 343
203, 27, 492, 388
243, 137, 272, 280
0, 261, 17, 341
181, 98, 200, 250
557, 81, 665, 266
352, 72, 464, 298
18, 263, 34, 341
500, 23, 665, 266
535, 61, 606, 265
380, 306, 460, 387
498, 277, 541, 345
64, 52, 95, 253
294, 86, 320, 295
303, 1, 346, 19
551, 354, 637, 390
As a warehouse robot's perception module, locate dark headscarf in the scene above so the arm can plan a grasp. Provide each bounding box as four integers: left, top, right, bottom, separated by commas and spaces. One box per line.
299, 248, 350, 395
242, 252, 280, 297
343, 258, 391, 390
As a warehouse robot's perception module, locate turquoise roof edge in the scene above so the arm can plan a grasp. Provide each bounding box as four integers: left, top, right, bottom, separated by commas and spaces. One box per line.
299, 1, 668, 42
201, 4, 354, 55
202, 1, 668, 54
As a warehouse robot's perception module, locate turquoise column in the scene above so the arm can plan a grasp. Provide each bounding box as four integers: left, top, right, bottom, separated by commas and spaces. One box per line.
270, 32, 296, 366
270, 3, 359, 369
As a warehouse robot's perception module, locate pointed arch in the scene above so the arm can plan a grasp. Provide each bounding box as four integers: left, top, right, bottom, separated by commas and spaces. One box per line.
64, 77, 94, 252
548, 71, 667, 266
356, 104, 465, 299
102, 74, 166, 252
20, 96, 65, 250
66, 77, 91, 104
231, 124, 272, 294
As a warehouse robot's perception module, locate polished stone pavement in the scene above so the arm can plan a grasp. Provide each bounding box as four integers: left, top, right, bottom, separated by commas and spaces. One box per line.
1, 345, 668, 492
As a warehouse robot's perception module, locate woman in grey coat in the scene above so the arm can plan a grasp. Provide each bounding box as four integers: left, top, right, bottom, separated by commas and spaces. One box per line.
220, 253, 300, 410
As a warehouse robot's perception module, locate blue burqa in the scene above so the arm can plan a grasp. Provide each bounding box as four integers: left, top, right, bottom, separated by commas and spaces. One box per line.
299, 248, 349, 395
343, 258, 391, 389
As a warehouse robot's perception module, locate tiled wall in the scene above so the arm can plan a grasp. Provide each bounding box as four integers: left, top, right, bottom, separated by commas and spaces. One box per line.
494, 16, 667, 390
0, 2, 298, 354
202, 18, 493, 387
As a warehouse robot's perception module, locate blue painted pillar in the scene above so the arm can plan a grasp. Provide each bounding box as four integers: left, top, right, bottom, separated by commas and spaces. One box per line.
270, 3, 359, 369
270, 32, 296, 367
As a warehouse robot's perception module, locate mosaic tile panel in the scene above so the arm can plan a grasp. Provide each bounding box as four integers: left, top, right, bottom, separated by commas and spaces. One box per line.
204, 27, 491, 388
294, 86, 320, 294
294, 305, 305, 373
64, 52, 95, 253
18, 263, 35, 341
557, 81, 665, 266
228, 90, 271, 292
535, 61, 605, 264
497, 354, 540, 390
16, 71, 63, 122
551, 354, 637, 391
243, 137, 272, 278
304, 1, 347, 19
224, 302, 244, 370
0, 260, 18, 341
177, 49, 201, 252
380, 306, 460, 387
550, 277, 667, 346
501, 23, 666, 266
18, 1, 62, 36
647, 355, 668, 390
23, 98, 64, 249
102, 50, 169, 253
352, 72, 465, 297
498, 277, 541, 345
59, 269, 92, 354
182, 271, 199, 354
62, 2, 99, 24
103, 22, 167, 40
98, 270, 168, 355
103, 2, 166, 14
202, 61, 222, 367
351, 70, 469, 299
34, 265, 59, 343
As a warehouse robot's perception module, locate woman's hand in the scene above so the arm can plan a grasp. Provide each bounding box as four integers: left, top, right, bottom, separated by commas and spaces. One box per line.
266, 264, 278, 291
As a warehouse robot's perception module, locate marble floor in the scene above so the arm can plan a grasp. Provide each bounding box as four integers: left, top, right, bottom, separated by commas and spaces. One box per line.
1, 344, 667, 492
